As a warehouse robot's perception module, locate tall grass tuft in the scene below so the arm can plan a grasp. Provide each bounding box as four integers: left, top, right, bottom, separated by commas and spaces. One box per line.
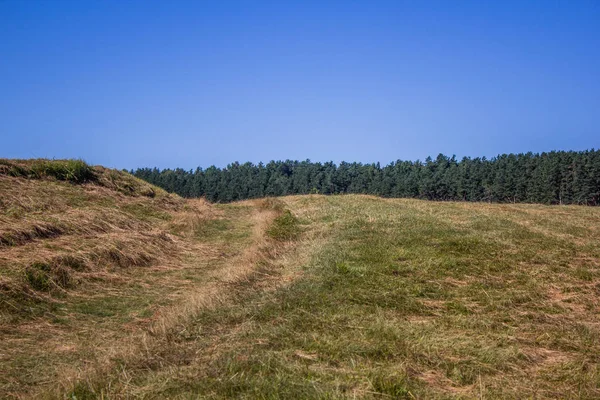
0, 158, 96, 183
267, 209, 301, 241
30, 159, 96, 183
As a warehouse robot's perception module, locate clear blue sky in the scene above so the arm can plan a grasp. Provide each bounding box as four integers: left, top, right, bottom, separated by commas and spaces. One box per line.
1, 1, 599, 170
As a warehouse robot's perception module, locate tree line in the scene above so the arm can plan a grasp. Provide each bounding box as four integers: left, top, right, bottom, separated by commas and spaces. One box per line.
132, 150, 600, 205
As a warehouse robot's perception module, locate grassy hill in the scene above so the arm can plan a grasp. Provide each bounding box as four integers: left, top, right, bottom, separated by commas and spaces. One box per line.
1, 159, 600, 399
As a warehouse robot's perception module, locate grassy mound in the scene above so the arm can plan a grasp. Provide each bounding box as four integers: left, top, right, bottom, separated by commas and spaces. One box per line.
0, 159, 184, 323
0, 163, 290, 398
0, 158, 161, 197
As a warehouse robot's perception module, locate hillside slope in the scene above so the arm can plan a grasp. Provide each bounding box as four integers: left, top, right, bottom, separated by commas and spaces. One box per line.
1, 160, 188, 322
1, 160, 600, 399
0, 160, 297, 398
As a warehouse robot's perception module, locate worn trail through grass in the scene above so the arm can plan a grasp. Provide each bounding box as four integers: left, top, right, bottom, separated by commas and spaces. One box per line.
0, 162, 302, 398
3, 199, 292, 398
66, 195, 600, 399
2, 163, 600, 399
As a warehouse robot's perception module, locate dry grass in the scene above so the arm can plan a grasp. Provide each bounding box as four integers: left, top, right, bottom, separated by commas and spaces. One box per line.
2, 163, 600, 399
0, 160, 202, 397
0, 167, 182, 322
0, 161, 304, 398
40, 199, 299, 399
82, 195, 598, 399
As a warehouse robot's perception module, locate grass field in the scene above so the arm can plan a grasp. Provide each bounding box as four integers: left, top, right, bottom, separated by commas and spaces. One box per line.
1, 160, 600, 399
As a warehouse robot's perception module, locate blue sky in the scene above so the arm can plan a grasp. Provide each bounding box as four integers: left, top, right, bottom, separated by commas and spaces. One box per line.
1, 1, 599, 170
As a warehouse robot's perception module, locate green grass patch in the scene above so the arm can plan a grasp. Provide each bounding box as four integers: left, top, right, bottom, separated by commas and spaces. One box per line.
193, 218, 231, 239
31, 159, 96, 183
1, 158, 96, 183
267, 209, 301, 241
121, 203, 172, 221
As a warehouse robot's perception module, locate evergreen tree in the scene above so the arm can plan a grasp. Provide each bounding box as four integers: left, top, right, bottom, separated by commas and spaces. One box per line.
132, 150, 600, 206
